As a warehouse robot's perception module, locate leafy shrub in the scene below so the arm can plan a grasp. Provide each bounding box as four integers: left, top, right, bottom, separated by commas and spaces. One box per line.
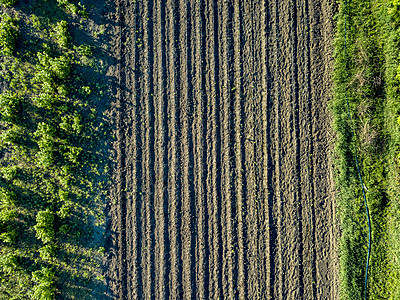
39, 244, 56, 261
34, 209, 55, 244
75, 44, 92, 57
0, 228, 17, 243
53, 20, 69, 48
32, 267, 56, 300
0, 165, 18, 180
0, 92, 21, 124
35, 52, 71, 83
34, 122, 56, 167
0, 209, 17, 223
50, 55, 71, 80
0, 0, 18, 8
0, 252, 19, 274
57, 202, 72, 219
33, 92, 57, 109
32, 54, 57, 109
0, 14, 18, 56
0, 125, 24, 146
0, 188, 17, 207
390, 0, 400, 23
72, 113, 83, 134
30, 14, 41, 30
65, 146, 82, 164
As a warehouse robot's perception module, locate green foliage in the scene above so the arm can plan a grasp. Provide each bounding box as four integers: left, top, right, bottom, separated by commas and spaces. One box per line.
32, 267, 56, 300
0, 252, 19, 274
0, 2, 108, 298
53, 20, 70, 48
36, 52, 71, 81
0, 0, 18, 8
75, 44, 92, 57
39, 244, 56, 261
34, 209, 55, 244
34, 123, 56, 167
0, 13, 18, 56
334, 0, 400, 298
0, 125, 24, 146
0, 92, 21, 124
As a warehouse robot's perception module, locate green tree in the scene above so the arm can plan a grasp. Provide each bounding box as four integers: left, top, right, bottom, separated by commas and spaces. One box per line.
34, 209, 55, 244
0, 14, 18, 56
32, 267, 56, 300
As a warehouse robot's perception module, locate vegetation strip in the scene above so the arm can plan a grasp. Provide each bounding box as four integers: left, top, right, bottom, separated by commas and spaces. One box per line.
334, 0, 400, 298
0, 0, 109, 298
343, 0, 372, 297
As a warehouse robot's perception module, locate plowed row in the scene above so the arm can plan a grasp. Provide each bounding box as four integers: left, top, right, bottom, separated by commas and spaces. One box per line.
108, 0, 339, 298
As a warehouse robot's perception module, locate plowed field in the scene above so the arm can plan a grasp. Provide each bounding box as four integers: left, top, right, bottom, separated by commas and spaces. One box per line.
107, 0, 339, 298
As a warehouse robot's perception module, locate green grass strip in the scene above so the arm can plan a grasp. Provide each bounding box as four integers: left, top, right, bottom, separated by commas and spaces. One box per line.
333, 0, 400, 298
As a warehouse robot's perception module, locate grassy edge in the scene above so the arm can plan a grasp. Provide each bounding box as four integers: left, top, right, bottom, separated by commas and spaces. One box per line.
333, 0, 400, 298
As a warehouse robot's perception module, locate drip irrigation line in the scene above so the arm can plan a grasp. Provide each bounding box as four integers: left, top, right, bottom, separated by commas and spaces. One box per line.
343, 0, 372, 299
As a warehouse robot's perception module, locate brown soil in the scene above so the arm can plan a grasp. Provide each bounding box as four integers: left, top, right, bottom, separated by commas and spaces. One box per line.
107, 0, 339, 298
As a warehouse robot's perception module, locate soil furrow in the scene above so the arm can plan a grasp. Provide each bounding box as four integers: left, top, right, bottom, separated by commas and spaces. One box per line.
291, 0, 305, 297
193, 0, 210, 298
154, 0, 170, 298
140, 0, 157, 298
116, 1, 127, 298
260, 0, 272, 297
261, 1, 278, 299
297, 0, 315, 297
232, 1, 248, 298
241, 0, 256, 296
278, 0, 301, 297
204, 1, 216, 298
219, 0, 229, 296
167, 0, 183, 297
256, 0, 269, 296
309, 1, 339, 298
220, 0, 236, 298
271, 0, 284, 298
302, 0, 317, 297
118, 1, 144, 299
208, 1, 223, 298
132, 0, 144, 296
249, 0, 267, 297
179, 0, 197, 298
226, 1, 238, 298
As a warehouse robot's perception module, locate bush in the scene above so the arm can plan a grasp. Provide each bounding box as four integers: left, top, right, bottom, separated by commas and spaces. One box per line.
39, 244, 56, 261
34, 209, 55, 244
0, 228, 17, 243
33, 92, 57, 109
53, 20, 69, 48
0, 252, 19, 274
65, 146, 81, 164
0, 14, 18, 56
0, 188, 17, 207
0, 125, 23, 145
0, 0, 18, 7
32, 267, 56, 300
34, 122, 56, 167
0, 92, 21, 124
36, 52, 71, 82
0, 209, 17, 223
75, 44, 92, 57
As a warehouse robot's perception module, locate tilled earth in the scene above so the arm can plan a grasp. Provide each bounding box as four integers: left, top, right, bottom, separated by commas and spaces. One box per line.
107, 0, 339, 298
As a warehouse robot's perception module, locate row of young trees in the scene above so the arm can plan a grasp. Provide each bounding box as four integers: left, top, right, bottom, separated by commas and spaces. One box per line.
0, 1, 103, 299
